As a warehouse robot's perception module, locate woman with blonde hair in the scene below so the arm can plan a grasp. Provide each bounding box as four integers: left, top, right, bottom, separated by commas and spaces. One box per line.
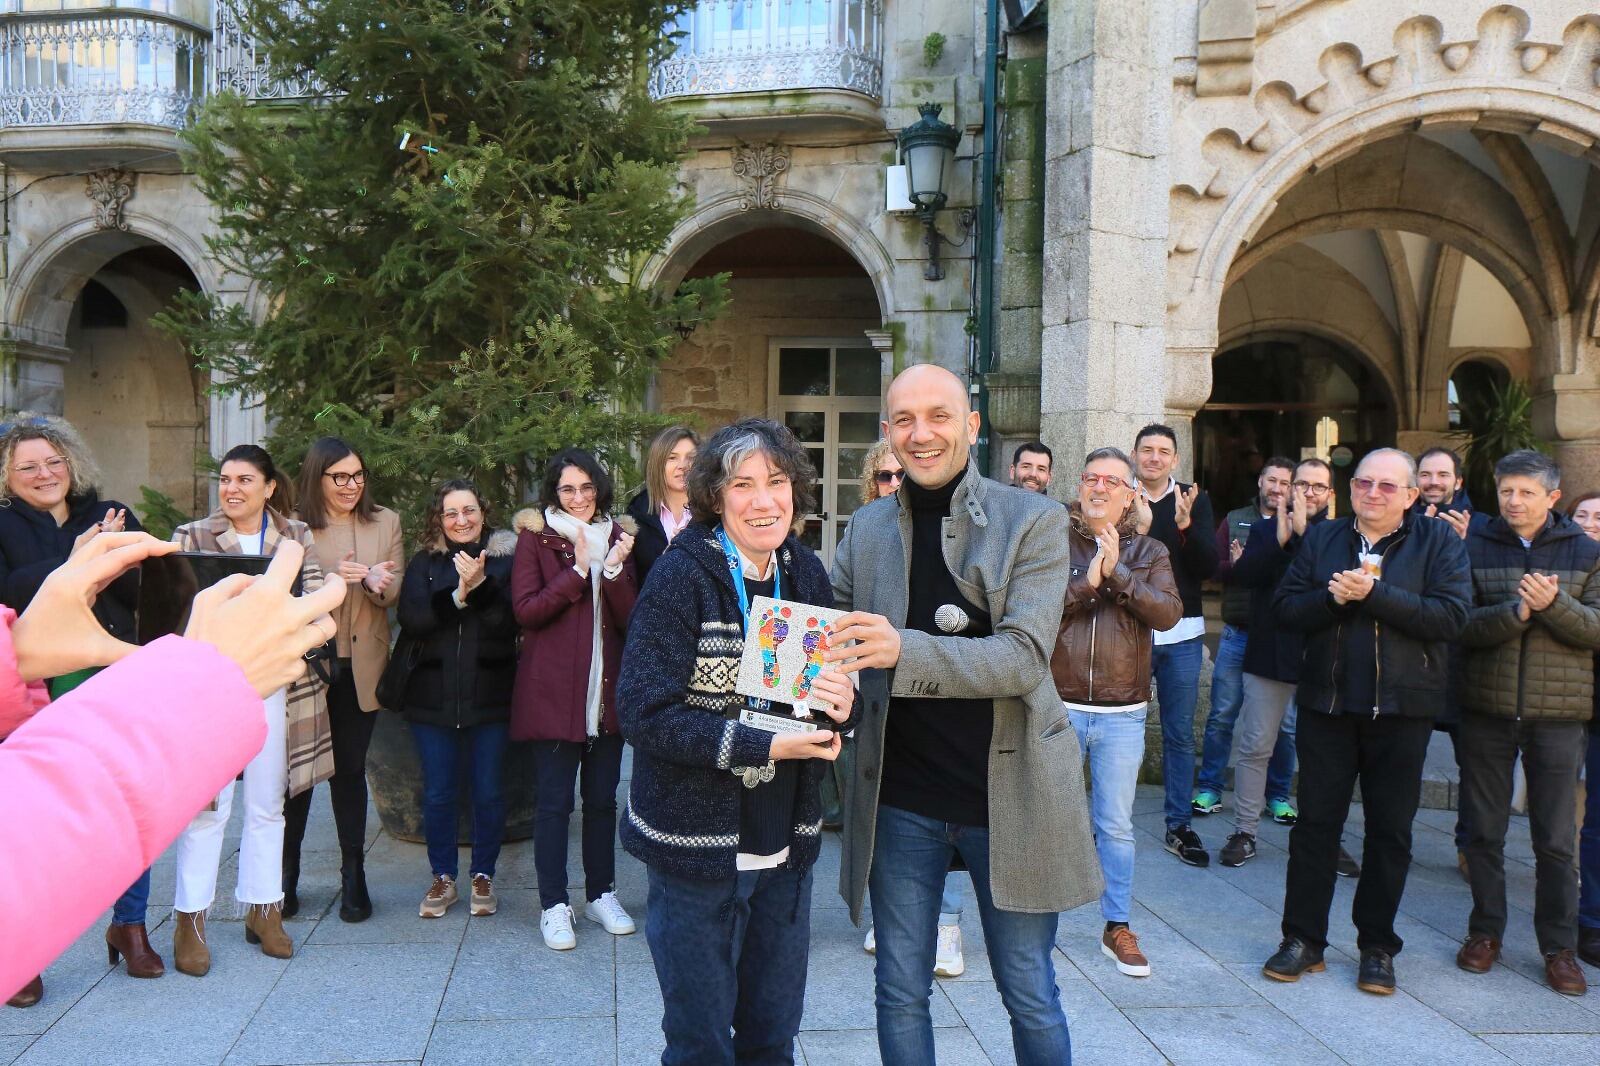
626, 425, 700, 588
0, 415, 159, 1004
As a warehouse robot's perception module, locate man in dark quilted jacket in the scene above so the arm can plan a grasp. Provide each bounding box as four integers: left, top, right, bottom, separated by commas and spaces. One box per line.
1455, 450, 1600, 997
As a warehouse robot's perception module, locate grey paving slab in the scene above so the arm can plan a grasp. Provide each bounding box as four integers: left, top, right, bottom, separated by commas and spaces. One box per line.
0, 912, 117, 1037
0, 1037, 33, 1066
1226, 960, 1512, 1065
422, 1018, 615, 1065
797, 1025, 992, 1065
14, 931, 287, 1066
615, 962, 667, 1066
436, 889, 617, 1022
221, 942, 452, 1066
1481, 1033, 1600, 1065
1059, 905, 1265, 1008
947, 973, 1169, 1066
1125, 1003, 1344, 1065
798, 903, 964, 1031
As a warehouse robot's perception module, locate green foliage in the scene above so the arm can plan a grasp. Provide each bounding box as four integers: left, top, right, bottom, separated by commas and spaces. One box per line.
922, 32, 946, 68
135, 485, 191, 542
1456, 377, 1549, 516
156, 0, 724, 534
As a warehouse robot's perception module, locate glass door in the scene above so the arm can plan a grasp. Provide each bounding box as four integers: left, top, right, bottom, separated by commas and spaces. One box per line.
769, 339, 882, 568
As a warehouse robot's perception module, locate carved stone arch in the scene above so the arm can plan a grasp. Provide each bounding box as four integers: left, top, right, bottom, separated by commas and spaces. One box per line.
639, 190, 897, 322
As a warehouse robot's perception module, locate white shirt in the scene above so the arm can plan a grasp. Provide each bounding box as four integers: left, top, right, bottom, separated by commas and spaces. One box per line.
235, 529, 264, 555
1146, 477, 1206, 646
1063, 699, 1149, 715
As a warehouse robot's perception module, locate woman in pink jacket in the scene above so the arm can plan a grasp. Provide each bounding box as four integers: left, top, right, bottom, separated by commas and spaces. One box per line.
0, 533, 346, 1006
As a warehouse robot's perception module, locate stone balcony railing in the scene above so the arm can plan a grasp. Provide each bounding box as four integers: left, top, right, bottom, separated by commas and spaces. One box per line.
650, 0, 883, 102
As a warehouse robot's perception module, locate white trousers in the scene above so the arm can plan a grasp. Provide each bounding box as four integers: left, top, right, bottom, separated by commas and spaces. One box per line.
173, 688, 287, 911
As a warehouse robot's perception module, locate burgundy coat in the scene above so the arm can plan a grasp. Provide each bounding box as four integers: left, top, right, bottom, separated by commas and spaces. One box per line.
509, 508, 638, 742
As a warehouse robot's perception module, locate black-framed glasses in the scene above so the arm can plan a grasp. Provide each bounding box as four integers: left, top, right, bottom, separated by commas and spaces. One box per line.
324, 470, 367, 488
875, 470, 904, 486
1292, 480, 1331, 496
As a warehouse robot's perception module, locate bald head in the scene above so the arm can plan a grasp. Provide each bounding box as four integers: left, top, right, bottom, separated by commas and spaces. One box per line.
882, 363, 981, 490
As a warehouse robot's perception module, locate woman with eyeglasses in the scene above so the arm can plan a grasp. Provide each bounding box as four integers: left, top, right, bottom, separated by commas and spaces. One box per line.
626, 425, 700, 589
0, 416, 158, 1005
282, 437, 404, 923
511, 448, 639, 950
853, 439, 969, 977
169, 444, 330, 977
395, 480, 519, 920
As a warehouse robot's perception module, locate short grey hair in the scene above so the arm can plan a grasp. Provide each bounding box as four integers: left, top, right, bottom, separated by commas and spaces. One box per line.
686, 418, 817, 524
1495, 449, 1560, 492
1355, 447, 1418, 487
1083, 446, 1134, 481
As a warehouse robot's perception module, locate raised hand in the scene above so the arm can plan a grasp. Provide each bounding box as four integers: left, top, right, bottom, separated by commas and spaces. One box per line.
364, 559, 397, 595
1290, 484, 1309, 537
1276, 493, 1292, 547
1174, 484, 1200, 531
605, 531, 635, 570
1132, 486, 1153, 535
69, 506, 122, 556
572, 531, 591, 573
453, 550, 487, 597
1230, 538, 1244, 563
1097, 526, 1120, 574
1440, 509, 1472, 541
337, 549, 370, 584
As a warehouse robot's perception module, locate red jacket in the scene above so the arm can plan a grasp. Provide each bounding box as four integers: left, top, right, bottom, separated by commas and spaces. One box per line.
509, 509, 638, 742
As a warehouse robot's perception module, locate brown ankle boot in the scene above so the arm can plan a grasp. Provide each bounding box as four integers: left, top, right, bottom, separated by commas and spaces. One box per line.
106, 922, 165, 978
172, 910, 211, 977
5, 975, 42, 1007
244, 903, 294, 959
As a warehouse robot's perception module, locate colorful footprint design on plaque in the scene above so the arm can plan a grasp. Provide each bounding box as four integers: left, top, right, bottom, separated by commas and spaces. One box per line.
794, 619, 832, 700
757, 604, 791, 690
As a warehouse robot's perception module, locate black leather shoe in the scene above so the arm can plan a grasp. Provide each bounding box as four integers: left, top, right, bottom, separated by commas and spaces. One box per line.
339, 846, 372, 923
1164, 825, 1211, 867
1263, 937, 1325, 982
1579, 926, 1600, 969
1358, 949, 1395, 995
1336, 846, 1361, 878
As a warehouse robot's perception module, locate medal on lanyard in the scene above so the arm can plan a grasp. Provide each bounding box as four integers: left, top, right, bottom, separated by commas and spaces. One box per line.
717, 524, 780, 714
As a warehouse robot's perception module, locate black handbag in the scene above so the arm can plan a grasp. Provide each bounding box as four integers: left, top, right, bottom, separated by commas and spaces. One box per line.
375, 634, 424, 712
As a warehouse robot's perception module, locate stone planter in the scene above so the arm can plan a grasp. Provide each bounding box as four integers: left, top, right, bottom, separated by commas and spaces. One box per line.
984, 372, 1043, 439
368, 708, 538, 843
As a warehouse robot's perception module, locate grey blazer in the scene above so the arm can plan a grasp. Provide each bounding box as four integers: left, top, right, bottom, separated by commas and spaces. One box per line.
832, 461, 1104, 917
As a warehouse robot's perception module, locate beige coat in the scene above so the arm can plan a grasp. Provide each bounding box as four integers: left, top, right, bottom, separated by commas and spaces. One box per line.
303, 506, 405, 711
172, 507, 333, 799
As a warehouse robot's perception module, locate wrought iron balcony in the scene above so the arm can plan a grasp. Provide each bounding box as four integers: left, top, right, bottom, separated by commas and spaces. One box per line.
651, 0, 883, 103
211, 0, 313, 101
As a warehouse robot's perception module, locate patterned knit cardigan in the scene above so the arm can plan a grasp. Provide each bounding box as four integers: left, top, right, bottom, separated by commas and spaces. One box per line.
617, 524, 847, 880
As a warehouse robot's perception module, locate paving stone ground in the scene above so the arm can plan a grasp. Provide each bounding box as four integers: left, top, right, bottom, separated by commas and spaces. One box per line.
7, 773, 1598, 1065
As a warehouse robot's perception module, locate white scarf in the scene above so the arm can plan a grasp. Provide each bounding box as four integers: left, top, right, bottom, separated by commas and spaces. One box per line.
544, 506, 614, 737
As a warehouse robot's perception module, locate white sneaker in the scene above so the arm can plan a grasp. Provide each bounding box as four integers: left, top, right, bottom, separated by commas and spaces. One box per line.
584, 891, 636, 935
540, 903, 576, 950
864, 926, 876, 955
934, 923, 965, 978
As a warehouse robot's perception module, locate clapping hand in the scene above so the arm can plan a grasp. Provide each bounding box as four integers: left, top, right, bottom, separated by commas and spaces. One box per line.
454, 550, 487, 599
1328, 568, 1375, 605
571, 531, 591, 573
1518, 572, 1560, 620
337, 550, 370, 585
363, 559, 397, 595
1173, 484, 1200, 531
1440, 510, 1472, 540
70, 507, 126, 555
1087, 526, 1120, 590
1132, 485, 1153, 535
1230, 538, 1244, 563
604, 531, 635, 570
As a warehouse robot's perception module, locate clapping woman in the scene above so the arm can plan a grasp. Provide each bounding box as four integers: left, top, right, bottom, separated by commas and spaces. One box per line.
617, 418, 857, 1064
284, 438, 404, 923
169, 445, 331, 977
511, 449, 639, 951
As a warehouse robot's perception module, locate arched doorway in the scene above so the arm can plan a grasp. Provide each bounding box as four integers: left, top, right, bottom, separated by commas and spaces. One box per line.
1197, 334, 1397, 514
657, 223, 884, 564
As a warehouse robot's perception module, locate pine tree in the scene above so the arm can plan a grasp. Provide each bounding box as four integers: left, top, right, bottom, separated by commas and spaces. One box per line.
160, 0, 720, 528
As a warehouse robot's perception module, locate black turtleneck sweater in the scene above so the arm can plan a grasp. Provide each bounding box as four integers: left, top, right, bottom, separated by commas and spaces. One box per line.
880, 469, 994, 827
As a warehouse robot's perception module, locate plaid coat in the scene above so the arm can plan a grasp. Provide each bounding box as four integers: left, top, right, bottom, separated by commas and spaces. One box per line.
172, 507, 333, 798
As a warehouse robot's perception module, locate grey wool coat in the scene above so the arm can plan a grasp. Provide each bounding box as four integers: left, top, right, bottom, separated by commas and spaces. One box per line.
832, 461, 1104, 918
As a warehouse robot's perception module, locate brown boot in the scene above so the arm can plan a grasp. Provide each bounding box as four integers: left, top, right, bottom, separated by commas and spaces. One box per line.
1545, 949, 1588, 996
1455, 933, 1500, 974
5, 975, 42, 1007
244, 903, 294, 959
106, 922, 165, 978
172, 910, 211, 977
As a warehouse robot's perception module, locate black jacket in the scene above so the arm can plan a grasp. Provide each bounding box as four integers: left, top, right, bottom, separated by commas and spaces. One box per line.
0, 492, 141, 642
1234, 510, 1328, 682
1273, 512, 1471, 719
1144, 481, 1217, 620
626, 489, 672, 590
395, 529, 519, 729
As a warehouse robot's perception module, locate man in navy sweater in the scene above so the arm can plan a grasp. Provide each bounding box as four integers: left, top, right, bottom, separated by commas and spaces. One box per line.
1131, 423, 1218, 867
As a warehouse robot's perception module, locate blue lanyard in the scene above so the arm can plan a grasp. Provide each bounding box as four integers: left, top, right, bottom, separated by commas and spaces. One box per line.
716, 525, 780, 632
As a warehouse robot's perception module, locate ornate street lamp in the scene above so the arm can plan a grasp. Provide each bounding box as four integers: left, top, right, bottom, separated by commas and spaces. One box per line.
897, 103, 964, 281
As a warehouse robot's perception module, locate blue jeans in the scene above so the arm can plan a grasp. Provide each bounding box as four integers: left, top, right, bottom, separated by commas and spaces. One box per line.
1581, 728, 1600, 929
111, 868, 151, 926
939, 873, 963, 921
410, 720, 510, 880
1153, 636, 1203, 829
645, 863, 812, 1066
870, 804, 1071, 1065
1068, 707, 1146, 923
1197, 625, 1297, 801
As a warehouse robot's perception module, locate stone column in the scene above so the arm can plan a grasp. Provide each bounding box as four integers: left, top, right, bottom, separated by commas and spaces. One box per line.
1535, 370, 1600, 492
1039, 0, 1178, 473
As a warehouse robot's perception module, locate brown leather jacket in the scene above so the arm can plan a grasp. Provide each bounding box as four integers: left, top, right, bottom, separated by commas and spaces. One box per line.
1051, 504, 1183, 705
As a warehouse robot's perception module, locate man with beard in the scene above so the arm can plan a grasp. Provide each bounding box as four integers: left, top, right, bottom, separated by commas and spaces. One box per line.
828, 364, 1100, 1064
1194, 457, 1298, 823
1414, 446, 1476, 540
1009, 442, 1054, 495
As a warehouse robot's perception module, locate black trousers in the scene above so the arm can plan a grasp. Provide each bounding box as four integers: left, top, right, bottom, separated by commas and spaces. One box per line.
533, 734, 624, 910
284, 662, 376, 858
1282, 710, 1433, 955
1459, 712, 1585, 953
